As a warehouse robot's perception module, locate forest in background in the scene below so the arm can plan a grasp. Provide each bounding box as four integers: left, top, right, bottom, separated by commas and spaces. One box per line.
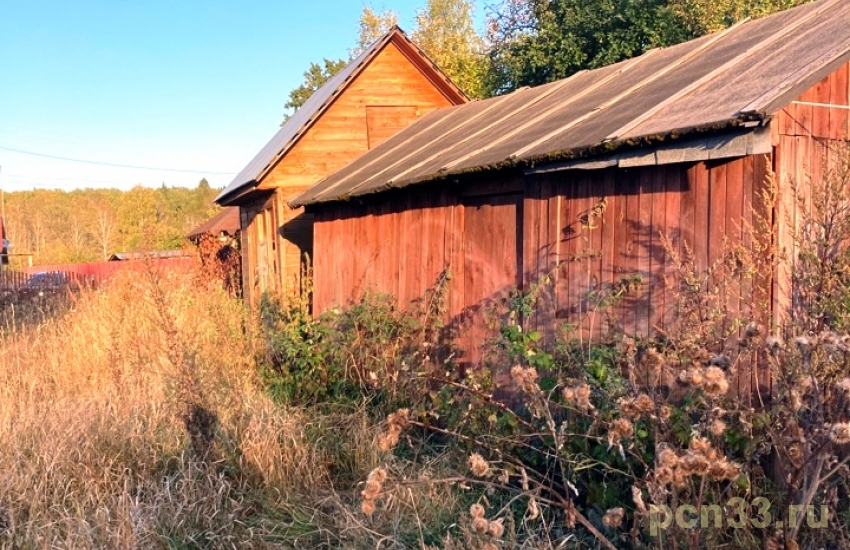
2, 179, 220, 267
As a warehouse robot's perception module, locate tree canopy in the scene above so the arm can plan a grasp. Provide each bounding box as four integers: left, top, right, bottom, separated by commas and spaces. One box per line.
485, 0, 809, 94
281, 58, 348, 123
411, 0, 489, 98
3, 180, 220, 267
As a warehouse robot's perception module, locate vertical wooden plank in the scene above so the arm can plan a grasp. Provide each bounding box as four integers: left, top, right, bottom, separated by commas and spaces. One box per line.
576, 172, 594, 339
241, 209, 252, 307
557, 175, 573, 332
780, 105, 797, 136
600, 169, 617, 337
796, 136, 812, 248
725, 157, 744, 300
620, 172, 641, 336
389, 199, 401, 303
634, 168, 654, 338
448, 198, 465, 325
397, 194, 410, 305
647, 166, 668, 337
726, 158, 745, 395
662, 166, 682, 334
809, 74, 832, 138
775, 136, 795, 323
542, 180, 560, 343
693, 163, 710, 274
830, 62, 849, 139
708, 162, 727, 270
795, 87, 814, 136
522, 177, 548, 340
738, 155, 756, 402
590, 175, 606, 341
752, 154, 773, 399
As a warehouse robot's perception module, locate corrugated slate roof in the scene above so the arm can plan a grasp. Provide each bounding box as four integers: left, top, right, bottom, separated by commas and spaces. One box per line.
187, 207, 240, 240
291, 0, 850, 207
216, 27, 467, 205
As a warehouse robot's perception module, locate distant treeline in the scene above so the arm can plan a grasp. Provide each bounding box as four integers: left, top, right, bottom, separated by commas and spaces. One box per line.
3, 179, 220, 267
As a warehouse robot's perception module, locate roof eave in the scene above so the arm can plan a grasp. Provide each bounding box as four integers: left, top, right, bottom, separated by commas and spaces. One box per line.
291, 114, 767, 208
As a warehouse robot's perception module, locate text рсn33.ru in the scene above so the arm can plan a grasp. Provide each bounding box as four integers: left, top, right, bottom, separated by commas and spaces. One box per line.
649, 497, 828, 536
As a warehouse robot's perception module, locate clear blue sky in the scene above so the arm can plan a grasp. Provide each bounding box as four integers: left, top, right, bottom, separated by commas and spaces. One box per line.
0, 1, 484, 192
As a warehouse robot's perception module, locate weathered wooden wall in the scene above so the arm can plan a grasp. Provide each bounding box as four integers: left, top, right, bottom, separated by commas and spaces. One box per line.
238, 41, 460, 305
240, 192, 275, 304
308, 61, 850, 397
772, 60, 850, 321
311, 155, 771, 376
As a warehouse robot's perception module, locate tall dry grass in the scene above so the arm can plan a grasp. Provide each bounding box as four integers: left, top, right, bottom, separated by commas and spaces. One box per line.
0, 268, 460, 549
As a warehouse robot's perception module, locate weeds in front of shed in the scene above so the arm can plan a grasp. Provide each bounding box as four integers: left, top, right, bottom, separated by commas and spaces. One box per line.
6, 146, 850, 549
258, 143, 850, 549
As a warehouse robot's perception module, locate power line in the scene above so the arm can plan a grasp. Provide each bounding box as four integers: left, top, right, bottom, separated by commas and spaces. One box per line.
0, 145, 237, 175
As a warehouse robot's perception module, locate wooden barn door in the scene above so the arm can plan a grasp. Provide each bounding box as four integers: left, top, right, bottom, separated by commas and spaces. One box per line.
462, 193, 523, 366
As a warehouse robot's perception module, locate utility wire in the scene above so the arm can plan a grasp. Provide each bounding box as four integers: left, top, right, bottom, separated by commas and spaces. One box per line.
0, 145, 237, 175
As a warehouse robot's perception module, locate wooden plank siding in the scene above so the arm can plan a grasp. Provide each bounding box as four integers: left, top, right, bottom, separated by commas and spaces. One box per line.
306, 59, 850, 389
771, 60, 850, 326
235, 40, 460, 306
310, 155, 770, 367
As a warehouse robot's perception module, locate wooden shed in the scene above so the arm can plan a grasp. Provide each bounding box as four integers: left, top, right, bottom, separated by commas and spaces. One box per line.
215, 28, 467, 305
291, 0, 850, 372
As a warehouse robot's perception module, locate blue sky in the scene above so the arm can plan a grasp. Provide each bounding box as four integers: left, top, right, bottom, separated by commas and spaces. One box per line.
0, 1, 484, 192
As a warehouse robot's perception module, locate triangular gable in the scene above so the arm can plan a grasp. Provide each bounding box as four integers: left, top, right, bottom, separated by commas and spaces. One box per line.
291, 0, 850, 207
216, 27, 467, 205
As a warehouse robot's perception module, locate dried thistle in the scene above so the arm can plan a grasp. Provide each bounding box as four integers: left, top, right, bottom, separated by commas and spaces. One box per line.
468, 453, 491, 478
378, 408, 410, 452
709, 418, 727, 436
602, 507, 624, 527
487, 518, 505, 538
361, 467, 388, 516
619, 393, 654, 418
472, 516, 489, 534
511, 365, 539, 393
563, 383, 594, 412
829, 422, 850, 445
608, 417, 634, 446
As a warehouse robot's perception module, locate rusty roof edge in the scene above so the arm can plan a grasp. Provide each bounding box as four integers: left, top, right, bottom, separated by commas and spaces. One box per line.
294, 114, 763, 208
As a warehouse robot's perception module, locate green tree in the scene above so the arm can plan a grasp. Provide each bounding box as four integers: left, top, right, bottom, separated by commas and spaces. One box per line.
281, 58, 348, 123
411, 0, 489, 98
668, 0, 807, 35
117, 186, 162, 252
485, 0, 808, 95
486, 0, 687, 94
351, 6, 399, 57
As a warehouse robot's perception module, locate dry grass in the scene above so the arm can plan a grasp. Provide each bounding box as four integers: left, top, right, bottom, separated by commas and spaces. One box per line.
0, 268, 463, 549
